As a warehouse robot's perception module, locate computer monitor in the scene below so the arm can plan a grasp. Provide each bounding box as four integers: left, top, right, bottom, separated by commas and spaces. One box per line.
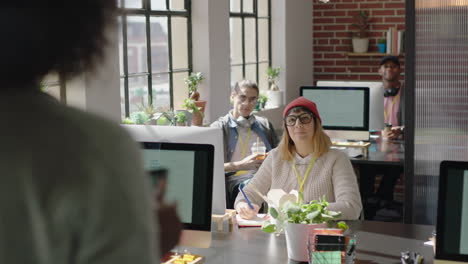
300, 86, 370, 141
142, 142, 214, 248
123, 125, 226, 216
435, 161, 468, 263
316, 81, 384, 131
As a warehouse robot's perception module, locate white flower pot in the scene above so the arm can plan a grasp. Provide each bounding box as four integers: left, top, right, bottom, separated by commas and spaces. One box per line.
284, 222, 327, 262
352, 38, 369, 53
266, 90, 283, 108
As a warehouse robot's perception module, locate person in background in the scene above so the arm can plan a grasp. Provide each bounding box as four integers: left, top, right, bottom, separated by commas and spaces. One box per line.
359, 56, 405, 220
211, 80, 278, 209
235, 97, 362, 220
0, 2, 179, 263
380, 55, 405, 139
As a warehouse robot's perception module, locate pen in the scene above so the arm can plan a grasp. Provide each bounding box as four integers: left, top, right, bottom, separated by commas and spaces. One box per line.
239, 184, 254, 210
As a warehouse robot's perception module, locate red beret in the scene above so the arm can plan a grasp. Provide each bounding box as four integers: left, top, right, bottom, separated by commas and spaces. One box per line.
283, 97, 322, 124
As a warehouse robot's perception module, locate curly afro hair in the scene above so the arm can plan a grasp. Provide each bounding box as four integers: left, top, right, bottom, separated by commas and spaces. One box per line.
0, 1, 117, 89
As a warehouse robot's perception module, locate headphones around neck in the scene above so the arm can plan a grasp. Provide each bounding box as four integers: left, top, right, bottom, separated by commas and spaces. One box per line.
384, 88, 400, 97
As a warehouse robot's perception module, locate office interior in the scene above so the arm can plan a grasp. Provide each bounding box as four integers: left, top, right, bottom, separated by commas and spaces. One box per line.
41, 0, 468, 262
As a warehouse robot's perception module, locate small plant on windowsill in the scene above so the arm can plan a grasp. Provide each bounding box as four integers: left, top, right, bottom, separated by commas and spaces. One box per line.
255, 92, 268, 111
266, 66, 282, 91
184, 72, 206, 126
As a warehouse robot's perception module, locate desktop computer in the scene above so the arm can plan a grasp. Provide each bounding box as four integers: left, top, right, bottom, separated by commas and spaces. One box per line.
300, 86, 370, 141
142, 142, 214, 248
435, 161, 468, 263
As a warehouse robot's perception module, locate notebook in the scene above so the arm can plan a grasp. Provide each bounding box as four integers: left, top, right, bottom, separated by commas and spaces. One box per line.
236, 214, 268, 227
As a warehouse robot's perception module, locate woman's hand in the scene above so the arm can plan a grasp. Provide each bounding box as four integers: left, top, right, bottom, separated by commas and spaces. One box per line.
236, 202, 260, 219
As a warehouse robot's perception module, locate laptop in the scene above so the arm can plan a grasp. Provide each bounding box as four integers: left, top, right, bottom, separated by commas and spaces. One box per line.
435, 161, 468, 263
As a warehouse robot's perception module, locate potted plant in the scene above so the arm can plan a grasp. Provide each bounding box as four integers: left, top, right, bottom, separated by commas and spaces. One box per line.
175, 110, 189, 126
351, 11, 370, 53
378, 38, 387, 53
255, 92, 268, 111
260, 189, 348, 262
184, 72, 206, 126
266, 66, 283, 108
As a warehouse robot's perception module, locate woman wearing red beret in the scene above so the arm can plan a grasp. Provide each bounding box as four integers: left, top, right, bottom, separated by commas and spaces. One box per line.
235, 97, 362, 220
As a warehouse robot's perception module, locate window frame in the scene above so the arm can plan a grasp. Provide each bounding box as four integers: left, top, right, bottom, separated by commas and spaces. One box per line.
229, 0, 271, 88
119, 0, 192, 117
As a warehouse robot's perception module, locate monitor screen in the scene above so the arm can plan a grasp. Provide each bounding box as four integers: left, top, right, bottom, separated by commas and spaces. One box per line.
142, 142, 214, 230
300, 86, 369, 131
316, 81, 384, 131
436, 161, 468, 262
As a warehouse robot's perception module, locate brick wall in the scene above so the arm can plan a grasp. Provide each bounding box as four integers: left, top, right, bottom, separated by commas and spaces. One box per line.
313, 0, 405, 82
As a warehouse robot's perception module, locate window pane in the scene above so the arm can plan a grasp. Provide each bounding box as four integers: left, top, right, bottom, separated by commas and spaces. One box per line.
230, 18, 243, 64
245, 64, 257, 83
173, 72, 189, 111
152, 73, 170, 111
243, 0, 253, 13
151, 0, 166, 10
231, 65, 243, 87
117, 0, 121, 8
150, 17, 169, 73
170, 0, 185, 10
230, 0, 241, 12
120, 78, 126, 119
258, 62, 269, 91
258, 18, 269, 61
127, 16, 148, 74
171, 17, 188, 70
118, 17, 124, 76
125, 0, 141, 8
244, 18, 257, 63
128, 76, 149, 114
258, 0, 269, 17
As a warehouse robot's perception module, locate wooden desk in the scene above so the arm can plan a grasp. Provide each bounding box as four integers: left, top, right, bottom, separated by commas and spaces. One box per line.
179, 221, 433, 264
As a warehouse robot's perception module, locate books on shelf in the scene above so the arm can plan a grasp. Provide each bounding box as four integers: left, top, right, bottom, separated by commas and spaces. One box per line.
386, 27, 405, 55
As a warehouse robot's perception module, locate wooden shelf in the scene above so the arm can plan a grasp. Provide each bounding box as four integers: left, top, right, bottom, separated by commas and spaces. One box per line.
346, 52, 402, 57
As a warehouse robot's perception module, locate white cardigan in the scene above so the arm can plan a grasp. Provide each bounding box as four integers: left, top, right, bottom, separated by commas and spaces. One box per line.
234, 148, 363, 220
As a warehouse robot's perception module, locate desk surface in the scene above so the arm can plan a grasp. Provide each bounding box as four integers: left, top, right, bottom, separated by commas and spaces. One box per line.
183, 221, 433, 264
350, 136, 404, 166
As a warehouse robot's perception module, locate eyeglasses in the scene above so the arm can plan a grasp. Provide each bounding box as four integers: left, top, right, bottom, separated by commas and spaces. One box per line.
284, 113, 314, 126
236, 94, 258, 104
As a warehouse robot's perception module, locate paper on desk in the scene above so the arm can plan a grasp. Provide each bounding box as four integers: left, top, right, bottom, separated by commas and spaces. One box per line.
236, 214, 268, 227
424, 240, 434, 246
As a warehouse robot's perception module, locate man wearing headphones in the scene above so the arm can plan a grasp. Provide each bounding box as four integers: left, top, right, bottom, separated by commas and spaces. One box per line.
360, 56, 405, 221
380, 56, 404, 139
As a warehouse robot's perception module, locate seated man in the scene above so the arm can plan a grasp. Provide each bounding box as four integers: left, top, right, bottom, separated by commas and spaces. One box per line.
211, 80, 278, 209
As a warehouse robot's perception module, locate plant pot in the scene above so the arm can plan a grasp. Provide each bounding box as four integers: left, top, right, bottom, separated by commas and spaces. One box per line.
352, 38, 369, 53
284, 222, 327, 262
378, 43, 387, 53
266, 90, 283, 108
191, 100, 206, 126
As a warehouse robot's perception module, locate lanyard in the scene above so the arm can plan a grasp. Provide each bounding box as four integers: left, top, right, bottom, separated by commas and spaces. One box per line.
290, 157, 316, 201
384, 93, 400, 123
237, 128, 251, 158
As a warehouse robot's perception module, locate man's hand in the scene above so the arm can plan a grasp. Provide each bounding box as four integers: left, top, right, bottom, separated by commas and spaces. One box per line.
157, 203, 182, 255
236, 153, 264, 170
383, 126, 403, 140
236, 202, 260, 220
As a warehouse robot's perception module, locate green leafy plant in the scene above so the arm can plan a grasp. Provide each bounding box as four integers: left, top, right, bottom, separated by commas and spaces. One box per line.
258, 189, 348, 234
378, 39, 386, 44
255, 92, 268, 110
185, 72, 204, 101
175, 111, 187, 123
182, 98, 203, 115
351, 11, 369, 38
122, 118, 135, 125
130, 111, 150, 125
266, 67, 282, 85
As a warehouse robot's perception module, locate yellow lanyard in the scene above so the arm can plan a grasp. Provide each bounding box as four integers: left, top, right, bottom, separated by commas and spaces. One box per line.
237, 128, 251, 158
384, 93, 400, 123
290, 157, 316, 201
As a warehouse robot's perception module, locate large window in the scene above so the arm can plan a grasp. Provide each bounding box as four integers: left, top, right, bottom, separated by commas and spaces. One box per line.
229, 0, 271, 90
118, 0, 192, 119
